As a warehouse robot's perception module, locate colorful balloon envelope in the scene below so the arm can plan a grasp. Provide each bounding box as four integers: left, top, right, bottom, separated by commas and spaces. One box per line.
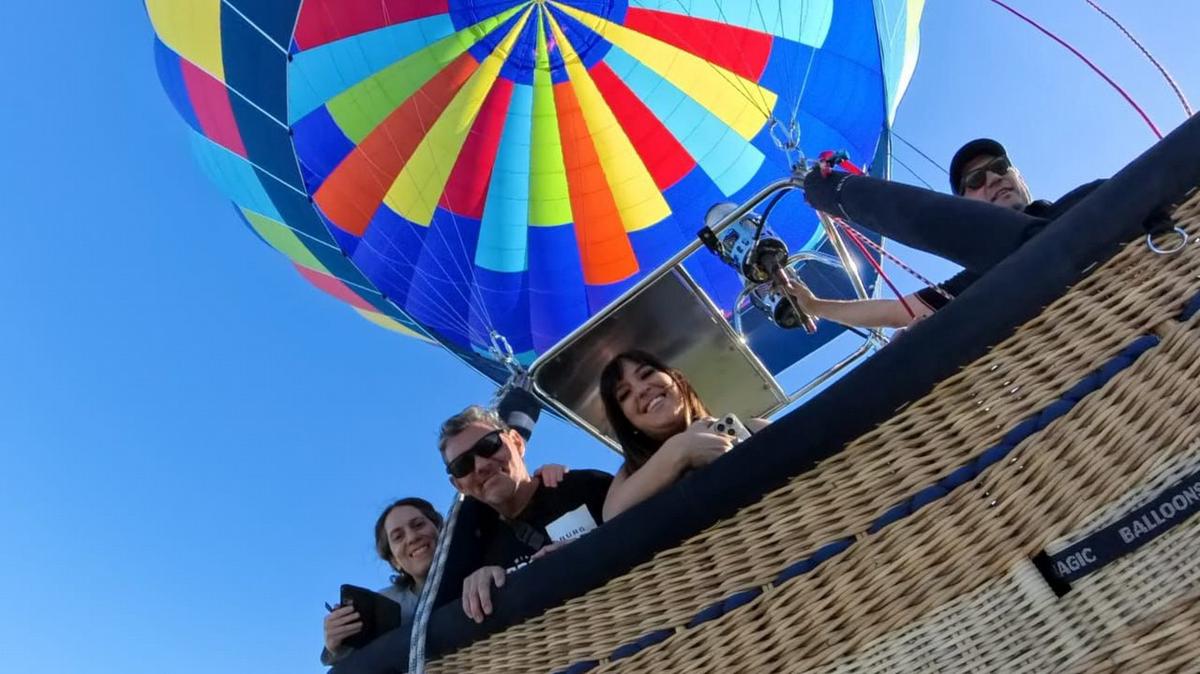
148, 0, 924, 384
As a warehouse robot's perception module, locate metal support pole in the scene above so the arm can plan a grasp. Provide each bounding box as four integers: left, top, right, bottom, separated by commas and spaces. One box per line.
815, 210, 890, 346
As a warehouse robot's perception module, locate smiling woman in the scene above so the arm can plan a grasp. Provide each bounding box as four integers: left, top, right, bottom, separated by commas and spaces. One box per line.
320, 498, 444, 666
598, 350, 769, 520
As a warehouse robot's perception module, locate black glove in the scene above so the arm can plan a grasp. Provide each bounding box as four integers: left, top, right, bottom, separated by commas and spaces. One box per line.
802, 166, 854, 217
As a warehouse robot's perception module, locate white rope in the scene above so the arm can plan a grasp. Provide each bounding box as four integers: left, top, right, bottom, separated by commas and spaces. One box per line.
408, 493, 464, 674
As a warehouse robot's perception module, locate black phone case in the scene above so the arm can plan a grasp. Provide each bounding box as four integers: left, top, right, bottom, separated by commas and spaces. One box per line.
340, 584, 407, 650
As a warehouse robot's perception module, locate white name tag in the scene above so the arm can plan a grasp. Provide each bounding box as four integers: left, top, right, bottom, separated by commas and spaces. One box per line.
545, 505, 598, 543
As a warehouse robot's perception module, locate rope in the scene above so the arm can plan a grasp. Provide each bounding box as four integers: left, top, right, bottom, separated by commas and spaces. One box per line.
408, 493, 464, 673
1083, 0, 1193, 116
835, 218, 955, 302
836, 222, 916, 318
986, 0, 1163, 139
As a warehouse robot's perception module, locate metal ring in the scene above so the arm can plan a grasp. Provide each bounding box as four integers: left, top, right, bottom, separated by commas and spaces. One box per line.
1146, 226, 1188, 255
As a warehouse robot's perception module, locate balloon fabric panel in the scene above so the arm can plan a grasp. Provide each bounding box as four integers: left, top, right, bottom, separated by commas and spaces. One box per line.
148, 0, 924, 386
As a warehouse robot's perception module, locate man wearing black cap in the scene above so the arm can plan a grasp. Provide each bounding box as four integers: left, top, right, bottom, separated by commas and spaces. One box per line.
787, 138, 1104, 328
951, 138, 1105, 217
952, 138, 1032, 210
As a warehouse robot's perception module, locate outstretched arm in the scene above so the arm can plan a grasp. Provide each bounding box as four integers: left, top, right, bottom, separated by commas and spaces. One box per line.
603, 422, 731, 521
807, 296, 930, 329
603, 456, 687, 522
798, 295, 931, 329
783, 275, 932, 329
803, 170, 1047, 274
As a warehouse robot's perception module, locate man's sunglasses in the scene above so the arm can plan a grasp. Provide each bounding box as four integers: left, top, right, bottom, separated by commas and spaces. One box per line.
445, 429, 506, 478
960, 156, 1012, 193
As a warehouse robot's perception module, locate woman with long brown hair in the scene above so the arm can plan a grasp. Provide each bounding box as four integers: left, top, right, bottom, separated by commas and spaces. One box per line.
598, 350, 767, 520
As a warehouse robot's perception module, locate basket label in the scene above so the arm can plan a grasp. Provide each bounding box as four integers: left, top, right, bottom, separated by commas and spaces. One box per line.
1038, 471, 1200, 587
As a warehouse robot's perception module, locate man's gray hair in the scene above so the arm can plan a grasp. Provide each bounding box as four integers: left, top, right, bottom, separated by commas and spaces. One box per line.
438, 405, 505, 454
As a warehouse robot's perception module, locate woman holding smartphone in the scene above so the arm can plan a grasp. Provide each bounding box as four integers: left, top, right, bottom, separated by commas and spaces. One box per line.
598, 350, 769, 521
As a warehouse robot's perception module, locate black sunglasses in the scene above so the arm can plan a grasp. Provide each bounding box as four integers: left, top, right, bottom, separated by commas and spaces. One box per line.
445, 429, 506, 478
960, 155, 1012, 193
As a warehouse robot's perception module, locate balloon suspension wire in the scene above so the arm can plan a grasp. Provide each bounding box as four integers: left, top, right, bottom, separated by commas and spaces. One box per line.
787, 1, 820, 134
352, 221, 491, 337
398, 11, 543, 345
713, 0, 780, 119
354, 233, 494, 344
289, 80, 487, 336
890, 154, 936, 191
419, 73, 502, 341
891, 131, 950, 175
313, 124, 497, 342
1083, 0, 1193, 117
649, 1, 776, 121
339, 19, 550, 348
986, 0, 1162, 139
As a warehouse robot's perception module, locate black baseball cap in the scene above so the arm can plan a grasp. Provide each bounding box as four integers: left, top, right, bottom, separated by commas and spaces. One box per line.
949, 138, 1007, 194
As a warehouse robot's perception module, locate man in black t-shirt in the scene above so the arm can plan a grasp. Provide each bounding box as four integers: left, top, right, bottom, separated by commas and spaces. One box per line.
435, 405, 611, 624
786, 138, 1103, 328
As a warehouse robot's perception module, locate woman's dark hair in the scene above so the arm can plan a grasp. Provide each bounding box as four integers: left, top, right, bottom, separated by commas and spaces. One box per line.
373, 497, 443, 589
599, 350, 710, 474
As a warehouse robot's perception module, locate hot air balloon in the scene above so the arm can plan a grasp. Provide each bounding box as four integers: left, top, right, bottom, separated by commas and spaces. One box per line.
147, 0, 924, 431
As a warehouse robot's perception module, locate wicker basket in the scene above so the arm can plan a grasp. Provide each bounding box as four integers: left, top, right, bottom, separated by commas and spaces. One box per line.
427, 190, 1200, 674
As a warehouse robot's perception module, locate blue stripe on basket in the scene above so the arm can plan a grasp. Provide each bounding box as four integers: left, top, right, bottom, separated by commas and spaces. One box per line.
551, 333, 1161, 674
1181, 289, 1200, 321
773, 538, 855, 587
687, 588, 764, 628
610, 629, 674, 661
870, 333, 1160, 533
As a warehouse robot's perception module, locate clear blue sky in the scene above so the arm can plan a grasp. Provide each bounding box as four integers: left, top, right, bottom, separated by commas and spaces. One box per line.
1, 2, 1196, 672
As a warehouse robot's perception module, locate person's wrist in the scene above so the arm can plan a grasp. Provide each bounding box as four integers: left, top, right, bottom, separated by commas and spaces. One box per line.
664, 437, 689, 471
804, 168, 846, 210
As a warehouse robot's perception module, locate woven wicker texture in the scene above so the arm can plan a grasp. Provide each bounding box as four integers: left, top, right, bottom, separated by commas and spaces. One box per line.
800, 439, 1200, 673
587, 312, 1200, 674
1046, 429, 1200, 553
427, 192, 1200, 674
1062, 591, 1200, 673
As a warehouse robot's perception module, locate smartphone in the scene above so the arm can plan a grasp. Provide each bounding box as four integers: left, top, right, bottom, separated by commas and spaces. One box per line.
711, 413, 753, 443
